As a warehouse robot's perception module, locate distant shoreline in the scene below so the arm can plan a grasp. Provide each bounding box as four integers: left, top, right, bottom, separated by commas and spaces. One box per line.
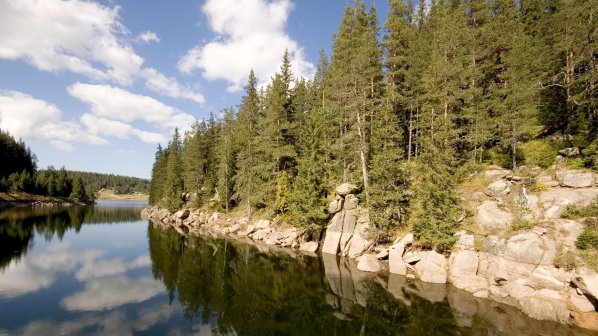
95, 189, 148, 201
0, 192, 93, 208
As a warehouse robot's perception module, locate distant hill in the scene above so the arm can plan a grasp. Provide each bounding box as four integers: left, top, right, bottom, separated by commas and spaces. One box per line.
49, 170, 149, 195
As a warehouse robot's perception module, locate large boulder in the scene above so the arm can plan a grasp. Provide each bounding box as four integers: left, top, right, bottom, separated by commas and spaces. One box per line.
555, 170, 595, 188
569, 288, 596, 313
559, 147, 580, 157
504, 232, 546, 265
414, 251, 447, 284
539, 188, 598, 218
448, 250, 487, 293
356, 254, 381, 273
519, 289, 570, 323
174, 209, 190, 220
388, 243, 407, 275
322, 212, 344, 255
484, 168, 511, 179
337, 183, 358, 196
485, 180, 510, 197
328, 196, 343, 214
476, 201, 512, 231
345, 213, 373, 258
344, 194, 360, 210
572, 272, 598, 303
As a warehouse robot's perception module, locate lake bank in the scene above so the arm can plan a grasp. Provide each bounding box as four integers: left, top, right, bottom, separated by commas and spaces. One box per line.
0, 191, 92, 208
95, 189, 148, 201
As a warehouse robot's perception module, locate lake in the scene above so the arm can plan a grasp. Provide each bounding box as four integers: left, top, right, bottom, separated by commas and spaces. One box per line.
0, 200, 595, 335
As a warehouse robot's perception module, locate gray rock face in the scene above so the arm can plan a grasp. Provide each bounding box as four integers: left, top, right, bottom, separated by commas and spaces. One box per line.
322, 212, 343, 255
476, 201, 512, 231
484, 169, 511, 179
569, 288, 596, 313
504, 232, 546, 265
519, 289, 570, 324
344, 194, 360, 210
356, 254, 381, 273
336, 183, 358, 196
414, 251, 447, 284
454, 231, 475, 250
449, 250, 488, 293
328, 196, 343, 214
555, 170, 595, 188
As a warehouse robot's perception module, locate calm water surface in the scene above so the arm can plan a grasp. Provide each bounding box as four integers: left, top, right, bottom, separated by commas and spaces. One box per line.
0, 200, 595, 335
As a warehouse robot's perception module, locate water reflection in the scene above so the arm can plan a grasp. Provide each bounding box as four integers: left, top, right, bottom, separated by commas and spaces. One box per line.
0, 205, 144, 270
148, 223, 595, 336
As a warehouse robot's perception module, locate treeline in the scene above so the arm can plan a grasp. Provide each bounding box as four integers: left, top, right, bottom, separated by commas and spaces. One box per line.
57, 171, 150, 194
0, 129, 93, 202
149, 0, 596, 251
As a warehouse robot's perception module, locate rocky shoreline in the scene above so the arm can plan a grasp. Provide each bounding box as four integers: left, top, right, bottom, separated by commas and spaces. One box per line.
142, 168, 598, 331
0, 199, 92, 208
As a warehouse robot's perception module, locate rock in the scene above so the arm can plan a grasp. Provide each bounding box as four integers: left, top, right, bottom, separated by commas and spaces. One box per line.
485, 168, 511, 179
339, 209, 358, 251
503, 281, 535, 300
300, 241, 319, 253
328, 196, 343, 214
399, 233, 414, 246
244, 225, 256, 235
336, 183, 358, 196
454, 231, 475, 250
506, 175, 522, 182
558, 147, 580, 157
175, 209, 190, 220
524, 267, 565, 291
224, 224, 240, 234
344, 194, 360, 210
252, 228, 271, 241
539, 188, 598, 218
414, 251, 447, 284
322, 212, 344, 255
474, 290, 489, 298
555, 170, 595, 188
255, 219, 271, 229
519, 291, 570, 323
485, 180, 510, 197
449, 250, 487, 293
404, 255, 421, 264
376, 249, 389, 260
569, 288, 596, 313
476, 201, 512, 231
572, 272, 598, 302
346, 216, 373, 258
356, 254, 381, 273
389, 243, 407, 275
504, 232, 546, 265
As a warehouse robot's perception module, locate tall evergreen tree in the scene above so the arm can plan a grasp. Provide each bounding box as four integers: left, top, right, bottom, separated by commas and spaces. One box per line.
163, 128, 184, 212
215, 107, 236, 212
149, 144, 168, 205
233, 70, 262, 217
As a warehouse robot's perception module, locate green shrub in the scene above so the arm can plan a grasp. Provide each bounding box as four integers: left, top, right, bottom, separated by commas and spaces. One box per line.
561, 197, 598, 219
511, 218, 534, 231
576, 218, 598, 250
520, 140, 557, 168
554, 250, 579, 270
583, 139, 598, 170
487, 147, 524, 169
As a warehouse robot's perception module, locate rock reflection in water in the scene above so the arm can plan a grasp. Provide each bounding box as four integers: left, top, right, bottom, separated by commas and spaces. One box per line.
149, 223, 596, 336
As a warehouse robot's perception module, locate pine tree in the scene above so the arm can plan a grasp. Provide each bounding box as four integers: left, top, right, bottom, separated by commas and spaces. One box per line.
163, 128, 184, 212
215, 107, 236, 212
149, 144, 168, 205
233, 70, 262, 217
70, 176, 87, 201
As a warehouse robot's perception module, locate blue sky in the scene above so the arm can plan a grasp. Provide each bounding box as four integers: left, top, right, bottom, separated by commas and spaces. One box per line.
0, 0, 390, 179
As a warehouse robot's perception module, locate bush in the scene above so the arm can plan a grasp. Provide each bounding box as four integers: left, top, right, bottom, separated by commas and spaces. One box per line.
561, 197, 598, 219
487, 147, 524, 169
554, 250, 579, 270
583, 139, 598, 170
520, 140, 557, 168
577, 217, 598, 250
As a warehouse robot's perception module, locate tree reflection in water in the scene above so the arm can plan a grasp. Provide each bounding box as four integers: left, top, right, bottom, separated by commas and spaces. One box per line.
0, 206, 143, 270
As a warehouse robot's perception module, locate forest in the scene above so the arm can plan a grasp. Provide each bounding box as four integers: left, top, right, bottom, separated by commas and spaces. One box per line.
148, 0, 596, 250
0, 128, 149, 201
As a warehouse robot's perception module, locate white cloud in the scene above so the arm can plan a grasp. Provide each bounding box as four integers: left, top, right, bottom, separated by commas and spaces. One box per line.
0, 90, 108, 151
61, 275, 165, 311
0, 0, 203, 103
69, 83, 195, 133
141, 68, 205, 104
80, 114, 167, 144
75, 258, 128, 280
178, 0, 314, 91
138, 31, 160, 44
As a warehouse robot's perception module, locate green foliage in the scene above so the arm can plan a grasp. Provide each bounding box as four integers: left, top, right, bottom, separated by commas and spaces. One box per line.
69, 176, 87, 201
554, 250, 579, 270
577, 218, 598, 250
408, 148, 462, 252
520, 140, 557, 168
582, 139, 598, 170
561, 197, 598, 219
274, 171, 291, 214
163, 129, 184, 212
149, 144, 168, 205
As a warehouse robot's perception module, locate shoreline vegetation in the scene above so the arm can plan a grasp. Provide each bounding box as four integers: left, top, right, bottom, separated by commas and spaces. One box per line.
0, 191, 94, 208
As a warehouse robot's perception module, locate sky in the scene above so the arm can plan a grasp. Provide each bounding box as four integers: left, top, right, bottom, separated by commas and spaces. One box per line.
0, 0, 390, 179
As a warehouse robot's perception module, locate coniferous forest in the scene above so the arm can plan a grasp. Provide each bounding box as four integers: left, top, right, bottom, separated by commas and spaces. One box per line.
149, 0, 596, 250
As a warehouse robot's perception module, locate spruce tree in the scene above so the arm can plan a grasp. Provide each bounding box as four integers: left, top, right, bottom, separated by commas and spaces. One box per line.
149, 144, 168, 205
215, 107, 236, 212
233, 70, 262, 217
163, 128, 184, 212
